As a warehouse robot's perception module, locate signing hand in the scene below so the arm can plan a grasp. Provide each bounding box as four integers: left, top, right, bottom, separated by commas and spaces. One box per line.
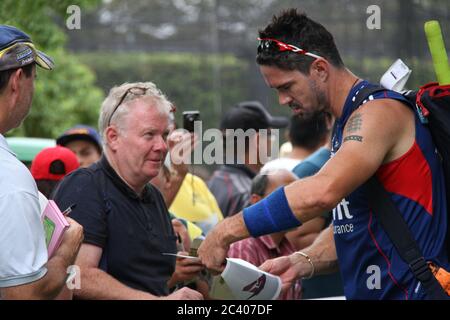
259, 254, 304, 293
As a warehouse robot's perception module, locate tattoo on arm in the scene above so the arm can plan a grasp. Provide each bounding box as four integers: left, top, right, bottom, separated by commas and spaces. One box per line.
343, 135, 363, 142
345, 113, 362, 134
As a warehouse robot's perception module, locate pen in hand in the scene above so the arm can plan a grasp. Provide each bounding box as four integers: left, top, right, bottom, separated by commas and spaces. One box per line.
62, 203, 77, 216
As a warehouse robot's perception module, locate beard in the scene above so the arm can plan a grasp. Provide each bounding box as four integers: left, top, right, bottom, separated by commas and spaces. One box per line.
289, 79, 331, 121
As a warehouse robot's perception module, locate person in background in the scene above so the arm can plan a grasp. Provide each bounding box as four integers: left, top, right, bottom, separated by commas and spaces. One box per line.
31, 146, 79, 198
261, 113, 332, 255
151, 164, 204, 241
261, 112, 330, 172
208, 101, 288, 217
56, 125, 102, 168
154, 114, 224, 235
0, 25, 83, 299
228, 169, 302, 299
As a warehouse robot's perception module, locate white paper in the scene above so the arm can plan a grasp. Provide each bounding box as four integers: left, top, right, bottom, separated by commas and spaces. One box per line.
380, 58, 412, 92
220, 258, 281, 300
162, 252, 201, 260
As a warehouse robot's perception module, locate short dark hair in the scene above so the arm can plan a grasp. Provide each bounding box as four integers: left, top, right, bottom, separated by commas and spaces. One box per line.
289, 112, 330, 150
0, 63, 34, 94
257, 9, 344, 74
251, 173, 269, 196
35, 179, 60, 199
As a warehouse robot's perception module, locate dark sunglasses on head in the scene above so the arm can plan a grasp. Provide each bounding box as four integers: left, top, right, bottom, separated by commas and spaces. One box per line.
257, 37, 324, 60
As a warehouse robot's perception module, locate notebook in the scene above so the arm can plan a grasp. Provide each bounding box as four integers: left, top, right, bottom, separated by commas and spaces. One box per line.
39, 193, 70, 258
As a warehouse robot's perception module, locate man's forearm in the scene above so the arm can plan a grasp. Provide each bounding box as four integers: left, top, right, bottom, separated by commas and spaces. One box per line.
38, 255, 73, 299
0, 255, 72, 300
34, 229, 84, 299
296, 225, 338, 277
220, 213, 250, 246
74, 267, 157, 300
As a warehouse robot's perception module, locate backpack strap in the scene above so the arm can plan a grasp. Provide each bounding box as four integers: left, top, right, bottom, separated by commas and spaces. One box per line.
352, 86, 387, 109
352, 88, 449, 299
365, 177, 448, 299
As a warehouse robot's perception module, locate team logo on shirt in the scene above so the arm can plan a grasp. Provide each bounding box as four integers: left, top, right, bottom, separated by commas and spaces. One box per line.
333, 198, 354, 234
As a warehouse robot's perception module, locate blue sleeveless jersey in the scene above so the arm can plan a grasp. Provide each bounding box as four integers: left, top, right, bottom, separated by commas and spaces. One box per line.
331, 80, 449, 300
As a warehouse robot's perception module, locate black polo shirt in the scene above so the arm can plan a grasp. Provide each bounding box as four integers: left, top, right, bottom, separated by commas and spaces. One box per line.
53, 156, 177, 296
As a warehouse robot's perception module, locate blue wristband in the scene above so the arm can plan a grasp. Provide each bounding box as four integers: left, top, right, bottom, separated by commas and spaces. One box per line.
243, 187, 302, 237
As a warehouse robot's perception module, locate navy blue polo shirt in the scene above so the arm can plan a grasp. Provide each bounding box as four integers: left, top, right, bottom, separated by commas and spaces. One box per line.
52, 156, 177, 296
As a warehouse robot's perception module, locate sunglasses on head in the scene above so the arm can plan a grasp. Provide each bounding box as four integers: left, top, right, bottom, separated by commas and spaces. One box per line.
107, 86, 176, 127
257, 37, 324, 60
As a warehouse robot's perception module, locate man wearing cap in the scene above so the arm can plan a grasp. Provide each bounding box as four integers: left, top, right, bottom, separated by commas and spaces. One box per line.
207, 101, 288, 217
0, 25, 83, 299
57, 125, 102, 168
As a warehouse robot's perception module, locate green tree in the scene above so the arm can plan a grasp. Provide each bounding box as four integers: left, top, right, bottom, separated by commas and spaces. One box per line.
77, 52, 249, 130
0, 0, 104, 138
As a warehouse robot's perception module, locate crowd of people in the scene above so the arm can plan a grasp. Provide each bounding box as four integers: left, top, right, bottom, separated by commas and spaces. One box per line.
0, 7, 448, 300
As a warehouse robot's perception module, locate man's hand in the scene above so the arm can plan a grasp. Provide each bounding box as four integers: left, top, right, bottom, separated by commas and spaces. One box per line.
54, 217, 84, 264
197, 227, 228, 274
259, 254, 305, 293
198, 215, 249, 273
164, 287, 204, 300
170, 252, 204, 285
172, 219, 191, 251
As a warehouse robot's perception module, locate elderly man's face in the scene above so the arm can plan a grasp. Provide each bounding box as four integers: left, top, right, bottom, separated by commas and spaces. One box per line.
116, 99, 170, 182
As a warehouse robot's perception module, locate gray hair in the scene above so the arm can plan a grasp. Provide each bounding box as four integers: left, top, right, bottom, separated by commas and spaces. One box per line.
251, 173, 269, 196
98, 82, 173, 144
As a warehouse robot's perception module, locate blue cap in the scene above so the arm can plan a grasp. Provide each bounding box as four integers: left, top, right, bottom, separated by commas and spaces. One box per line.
0, 25, 54, 72
56, 125, 102, 153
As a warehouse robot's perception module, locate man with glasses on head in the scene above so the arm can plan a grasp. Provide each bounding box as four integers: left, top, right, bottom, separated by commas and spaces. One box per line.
53, 82, 203, 299
0, 25, 84, 299
198, 9, 449, 299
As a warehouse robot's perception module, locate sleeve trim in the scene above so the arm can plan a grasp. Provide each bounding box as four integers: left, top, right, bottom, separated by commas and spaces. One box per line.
0, 267, 48, 288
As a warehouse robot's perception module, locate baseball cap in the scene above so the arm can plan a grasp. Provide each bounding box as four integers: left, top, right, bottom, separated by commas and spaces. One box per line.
220, 101, 289, 131
0, 25, 54, 72
31, 146, 79, 181
56, 125, 102, 153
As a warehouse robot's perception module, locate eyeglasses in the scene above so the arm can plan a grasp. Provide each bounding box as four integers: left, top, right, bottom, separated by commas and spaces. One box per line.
107, 86, 177, 127
107, 87, 149, 126
257, 37, 324, 60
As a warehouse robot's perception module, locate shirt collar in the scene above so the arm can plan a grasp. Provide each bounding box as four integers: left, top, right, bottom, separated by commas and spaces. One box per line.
0, 135, 17, 157
99, 156, 154, 203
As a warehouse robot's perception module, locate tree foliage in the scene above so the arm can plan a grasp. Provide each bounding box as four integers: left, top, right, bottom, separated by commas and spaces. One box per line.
1, 0, 104, 138
77, 52, 249, 130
